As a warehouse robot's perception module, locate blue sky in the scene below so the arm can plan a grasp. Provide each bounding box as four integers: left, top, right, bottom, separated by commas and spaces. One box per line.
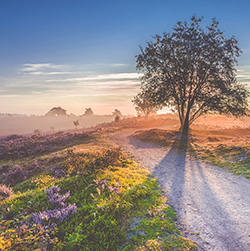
0, 0, 250, 115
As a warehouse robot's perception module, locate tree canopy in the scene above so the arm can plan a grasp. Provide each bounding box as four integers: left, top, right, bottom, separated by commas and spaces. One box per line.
112, 109, 122, 117
45, 107, 67, 116
134, 16, 249, 132
84, 108, 94, 116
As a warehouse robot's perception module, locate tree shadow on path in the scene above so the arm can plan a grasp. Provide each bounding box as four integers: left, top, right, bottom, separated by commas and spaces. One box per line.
128, 135, 163, 149
150, 135, 247, 251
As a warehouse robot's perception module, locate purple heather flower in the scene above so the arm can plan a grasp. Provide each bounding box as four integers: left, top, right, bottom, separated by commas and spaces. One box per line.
25, 185, 77, 231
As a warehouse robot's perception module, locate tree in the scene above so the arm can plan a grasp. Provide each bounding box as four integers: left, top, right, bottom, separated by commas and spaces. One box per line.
45, 107, 67, 116
84, 108, 94, 116
112, 109, 122, 117
134, 16, 249, 133
132, 92, 158, 116
73, 120, 79, 129
114, 115, 120, 122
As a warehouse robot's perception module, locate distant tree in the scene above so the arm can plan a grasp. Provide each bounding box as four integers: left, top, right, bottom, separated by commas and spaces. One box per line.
84, 108, 94, 116
134, 16, 249, 133
73, 120, 79, 129
33, 129, 42, 137
45, 107, 67, 116
112, 109, 122, 117
132, 92, 158, 116
114, 115, 120, 122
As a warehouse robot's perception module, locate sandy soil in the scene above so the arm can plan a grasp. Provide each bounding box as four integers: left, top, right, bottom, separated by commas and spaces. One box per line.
111, 130, 250, 251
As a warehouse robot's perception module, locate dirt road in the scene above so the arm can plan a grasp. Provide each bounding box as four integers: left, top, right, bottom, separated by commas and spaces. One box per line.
111, 130, 250, 251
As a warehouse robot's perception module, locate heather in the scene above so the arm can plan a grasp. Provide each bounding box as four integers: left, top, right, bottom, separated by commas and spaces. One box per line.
0, 130, 95, 161
0, 130, 196, 250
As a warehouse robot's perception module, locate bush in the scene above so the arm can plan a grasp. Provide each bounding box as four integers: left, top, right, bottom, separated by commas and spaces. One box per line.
65, 148, 125, 176
3, 165, 27, 186
0, 184, 13, 200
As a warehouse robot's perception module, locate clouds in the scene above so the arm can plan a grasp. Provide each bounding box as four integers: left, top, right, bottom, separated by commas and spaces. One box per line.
19, 63, 72, 76
20, 63, 69, 72
236, 66, 250, 83
45, 72, 142, 82
2, 61, 250, 115
0, 62, 141, 115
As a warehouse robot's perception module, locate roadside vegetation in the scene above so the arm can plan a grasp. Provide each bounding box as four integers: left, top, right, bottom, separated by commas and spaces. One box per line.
0, 129, 196, 250
133, 126, 250, 179
192, 141, 250, 179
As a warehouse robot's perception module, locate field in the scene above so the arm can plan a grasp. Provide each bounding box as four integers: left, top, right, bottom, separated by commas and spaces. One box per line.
0, 126, 196, 250
1, 113, 250, 250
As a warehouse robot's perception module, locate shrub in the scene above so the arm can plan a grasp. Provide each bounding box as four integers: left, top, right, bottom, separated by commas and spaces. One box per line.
0, 219, 62, 250
65, 148, 126, 176
3, 165, 27, 186
27, 159, 43, 173
0, 184, 13, 200
114, 115, 120, 122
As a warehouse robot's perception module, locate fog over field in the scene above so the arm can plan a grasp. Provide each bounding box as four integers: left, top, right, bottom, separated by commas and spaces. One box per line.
1, 112, 250, 138
0, 114, 117, 137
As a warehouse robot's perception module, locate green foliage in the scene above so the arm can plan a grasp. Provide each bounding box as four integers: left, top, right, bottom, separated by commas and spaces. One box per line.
64, 148, 126, 175
65, 214, 126, 251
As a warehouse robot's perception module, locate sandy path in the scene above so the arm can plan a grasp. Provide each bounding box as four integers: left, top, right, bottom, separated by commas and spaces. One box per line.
111, 130, 250, 251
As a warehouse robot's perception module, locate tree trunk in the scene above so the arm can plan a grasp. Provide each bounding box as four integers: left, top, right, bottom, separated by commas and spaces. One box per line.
181, 117, 189, 133
180, 110, 190, 134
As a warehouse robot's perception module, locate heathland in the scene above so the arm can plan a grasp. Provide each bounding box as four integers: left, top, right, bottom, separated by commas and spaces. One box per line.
1, 114, 250, 250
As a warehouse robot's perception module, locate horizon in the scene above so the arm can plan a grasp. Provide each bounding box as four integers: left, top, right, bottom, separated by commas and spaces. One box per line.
1, 0, 250, 115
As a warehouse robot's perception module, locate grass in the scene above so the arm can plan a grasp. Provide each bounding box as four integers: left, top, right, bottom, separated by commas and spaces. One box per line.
0, 129, 197, 250
133, 128, 250, 179
192, 142, 250, 179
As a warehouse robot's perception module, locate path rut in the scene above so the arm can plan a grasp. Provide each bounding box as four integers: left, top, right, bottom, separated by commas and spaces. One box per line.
111, 130, 250, 251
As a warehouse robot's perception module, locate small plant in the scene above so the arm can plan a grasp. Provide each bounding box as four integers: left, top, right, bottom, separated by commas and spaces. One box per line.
0, 184, 13, 200
49, 165, 65, 178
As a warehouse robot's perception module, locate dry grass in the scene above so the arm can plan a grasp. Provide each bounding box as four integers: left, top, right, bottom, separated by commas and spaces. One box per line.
133, 115, 250, 179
